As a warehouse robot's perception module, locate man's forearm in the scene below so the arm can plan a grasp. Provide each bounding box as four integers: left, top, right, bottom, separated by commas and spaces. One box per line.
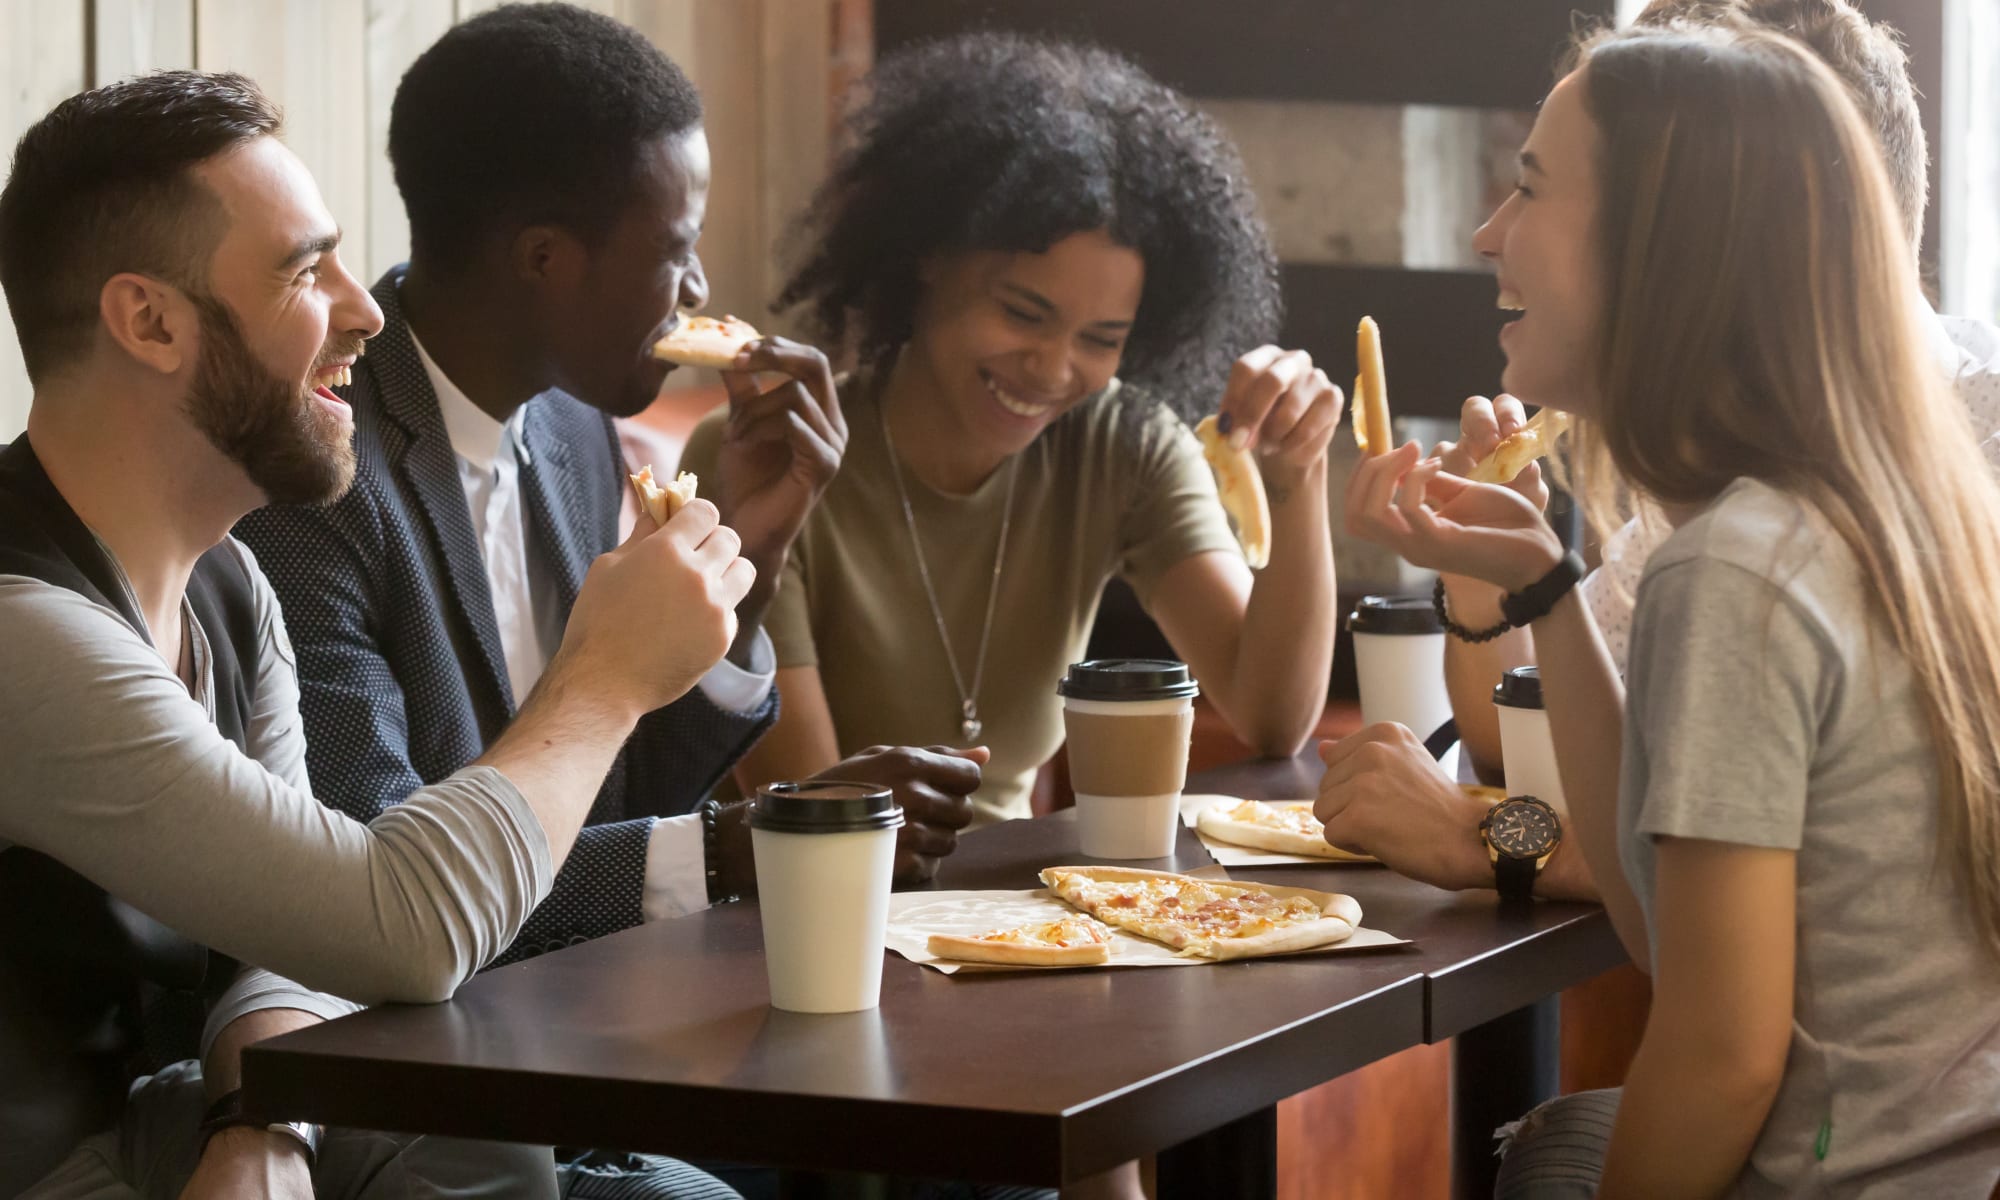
202, 1007, 323, 1099
1440, 574, 1533, 784
478, 656, 642, 867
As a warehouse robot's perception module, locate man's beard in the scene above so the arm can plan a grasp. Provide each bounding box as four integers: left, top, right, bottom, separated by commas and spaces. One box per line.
184, 294, 358, 507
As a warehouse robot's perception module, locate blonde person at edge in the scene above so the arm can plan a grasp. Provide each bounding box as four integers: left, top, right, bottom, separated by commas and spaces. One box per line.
1343, 20, 2000, 1198
684, 34, 1339, 827
1312, 0, 2000, 905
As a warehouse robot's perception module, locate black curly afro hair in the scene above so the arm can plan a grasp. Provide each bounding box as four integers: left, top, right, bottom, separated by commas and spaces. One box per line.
777, 33, 1282, 421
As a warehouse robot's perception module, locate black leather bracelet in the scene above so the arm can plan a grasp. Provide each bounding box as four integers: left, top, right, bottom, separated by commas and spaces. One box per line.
700, 799, 739, 906
197, 1088, 322, 1166
1500, 550, 1587, 629
1432, 576, 1515, 643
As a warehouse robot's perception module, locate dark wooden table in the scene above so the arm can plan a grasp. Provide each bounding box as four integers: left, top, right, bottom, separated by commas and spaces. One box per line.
244, 754, 1622, 1193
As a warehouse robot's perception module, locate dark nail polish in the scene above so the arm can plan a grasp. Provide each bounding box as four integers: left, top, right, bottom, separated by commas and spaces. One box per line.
1217, 411, 1234, 435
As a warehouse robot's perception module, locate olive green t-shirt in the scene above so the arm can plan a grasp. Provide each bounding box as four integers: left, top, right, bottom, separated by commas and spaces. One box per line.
682, 373, 1240, 822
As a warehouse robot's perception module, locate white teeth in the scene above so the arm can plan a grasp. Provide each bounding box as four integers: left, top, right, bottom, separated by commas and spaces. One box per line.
1497, 291, 1526, 312
984, 375, 1054, 419
343, 365, 352, 386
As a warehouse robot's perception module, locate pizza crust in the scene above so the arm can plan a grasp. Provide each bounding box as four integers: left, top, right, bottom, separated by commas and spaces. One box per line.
629, 465, 698, 525
650, 314, 762, 369
1467, 408, 1570, 485
1193, 415, 1272, 569
1039, 865, 1362, 961
1355, 316, 1392, 459
925, 933, 1110, 967
1196, 800, 1372, 861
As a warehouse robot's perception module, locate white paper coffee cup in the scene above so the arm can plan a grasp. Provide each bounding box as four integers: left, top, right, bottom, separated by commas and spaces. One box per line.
750, 782, 903, 1013
1347, 594, 1452, 741
1493, 666, 1566, 814
1058, 660, 1199, 860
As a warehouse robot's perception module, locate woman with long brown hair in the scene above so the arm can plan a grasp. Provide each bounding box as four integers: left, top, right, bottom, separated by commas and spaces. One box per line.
1346, 18, 2000, 1197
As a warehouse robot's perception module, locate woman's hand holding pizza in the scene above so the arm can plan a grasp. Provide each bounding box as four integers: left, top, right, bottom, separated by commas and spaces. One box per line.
1343, 440, 1564, 593
1435, 394, 1550, 510
1214, 345, 1345, 491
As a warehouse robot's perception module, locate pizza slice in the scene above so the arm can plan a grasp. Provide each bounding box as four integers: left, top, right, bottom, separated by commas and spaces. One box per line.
1354, 316, 1392, 458
926, 914, 1113, 966
1196, 799, 1374, 861
1039, 866, 1361, 961
629, 464, 698, 526
651, 314, 762, 369
1467, 408, 1571, 485
1193, 415, 1271, 569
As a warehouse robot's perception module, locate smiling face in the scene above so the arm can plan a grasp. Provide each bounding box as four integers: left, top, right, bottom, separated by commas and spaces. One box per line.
1472, 70, 1607, 414
902, 228, 1145, 456
187, 135, 383, 504
539, 125, 711, 418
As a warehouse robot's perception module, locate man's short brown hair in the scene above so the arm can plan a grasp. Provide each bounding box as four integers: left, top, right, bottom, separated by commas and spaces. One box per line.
1635, 0, 1928, 249
0, 71, 281, 386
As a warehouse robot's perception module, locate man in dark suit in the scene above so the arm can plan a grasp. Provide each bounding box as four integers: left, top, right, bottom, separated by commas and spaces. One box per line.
235, 2, 980, 971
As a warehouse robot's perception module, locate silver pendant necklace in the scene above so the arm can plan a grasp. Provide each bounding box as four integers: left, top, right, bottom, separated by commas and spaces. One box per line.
880, 401, 1018, 742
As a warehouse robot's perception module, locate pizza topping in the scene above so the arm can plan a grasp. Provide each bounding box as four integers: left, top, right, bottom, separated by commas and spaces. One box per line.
974, 915, 1109, 949
1050, 874, 1329, 945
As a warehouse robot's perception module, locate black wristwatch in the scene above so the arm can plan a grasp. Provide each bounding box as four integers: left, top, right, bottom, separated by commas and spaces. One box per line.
1500, 550, 1587, 628
1479, 795, 1563, 903
197, 1088, 322, 1166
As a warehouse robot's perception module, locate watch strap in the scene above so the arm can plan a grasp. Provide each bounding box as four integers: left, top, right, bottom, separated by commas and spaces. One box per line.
1501, 550, 1587, 628
197, 1088, 322, 1166
1493, 851, 1540, 903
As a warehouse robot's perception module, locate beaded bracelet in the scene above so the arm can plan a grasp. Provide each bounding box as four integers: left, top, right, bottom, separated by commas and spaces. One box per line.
1432, 576, 1515, 644
700, 799, 740, 905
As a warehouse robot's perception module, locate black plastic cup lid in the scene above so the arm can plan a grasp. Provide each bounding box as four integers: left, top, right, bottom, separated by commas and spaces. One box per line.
1056, 658, 1199, 702
749, 782, 905, 834
1492, 666, 1544, 709
1346, 594, 1444, 636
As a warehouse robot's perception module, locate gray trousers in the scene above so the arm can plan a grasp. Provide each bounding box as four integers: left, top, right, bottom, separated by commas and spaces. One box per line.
24, 1060, 740, 1200
1491, 1087, 1621, 1200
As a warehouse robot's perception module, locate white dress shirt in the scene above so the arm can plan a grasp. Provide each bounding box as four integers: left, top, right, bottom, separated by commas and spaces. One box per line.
411, 329, 774, 920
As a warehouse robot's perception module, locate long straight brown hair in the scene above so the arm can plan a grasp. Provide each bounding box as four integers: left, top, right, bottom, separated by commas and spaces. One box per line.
1575, 23, 2000, 955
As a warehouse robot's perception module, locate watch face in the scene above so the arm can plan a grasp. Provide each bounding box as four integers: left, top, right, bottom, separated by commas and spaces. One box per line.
1488, 798, 1559, 858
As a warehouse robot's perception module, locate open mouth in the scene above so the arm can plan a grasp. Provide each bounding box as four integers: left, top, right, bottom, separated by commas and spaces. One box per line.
313, 362, 355, 388
981, 371, 1062, 421
1497, 289, 1526, 316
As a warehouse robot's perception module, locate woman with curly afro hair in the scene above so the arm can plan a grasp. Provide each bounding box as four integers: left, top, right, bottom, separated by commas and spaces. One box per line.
685, 33, 1342, 833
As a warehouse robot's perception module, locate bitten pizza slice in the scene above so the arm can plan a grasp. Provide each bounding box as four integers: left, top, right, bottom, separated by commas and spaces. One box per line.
651, 314, 762, 369
629, 464, 697, 526
926, 914, 1113, 966
1196, 799, 1374, 861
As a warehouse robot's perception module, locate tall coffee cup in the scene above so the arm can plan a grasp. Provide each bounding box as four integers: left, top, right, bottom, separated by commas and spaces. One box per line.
749, 782, 904, 1013
1493, 666, 1566, 813
1058, 659, 1198, 859
1347, 594, 1452, 742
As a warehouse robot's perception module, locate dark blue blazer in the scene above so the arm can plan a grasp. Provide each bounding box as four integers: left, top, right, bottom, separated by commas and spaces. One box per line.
236, 268, 775, 963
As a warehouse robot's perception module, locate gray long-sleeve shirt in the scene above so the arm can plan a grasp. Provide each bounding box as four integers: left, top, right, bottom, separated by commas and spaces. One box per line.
0, 537, 554, 1017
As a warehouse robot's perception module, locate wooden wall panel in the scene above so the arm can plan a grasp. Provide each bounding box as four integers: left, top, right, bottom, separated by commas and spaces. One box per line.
93, 0, 196, 81
363, 0, 454, 283
196, 0, 370, 281
0, 2, 88, 441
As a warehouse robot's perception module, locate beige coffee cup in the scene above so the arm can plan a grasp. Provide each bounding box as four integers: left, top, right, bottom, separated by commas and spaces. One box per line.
1058, 659, 1199, 859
